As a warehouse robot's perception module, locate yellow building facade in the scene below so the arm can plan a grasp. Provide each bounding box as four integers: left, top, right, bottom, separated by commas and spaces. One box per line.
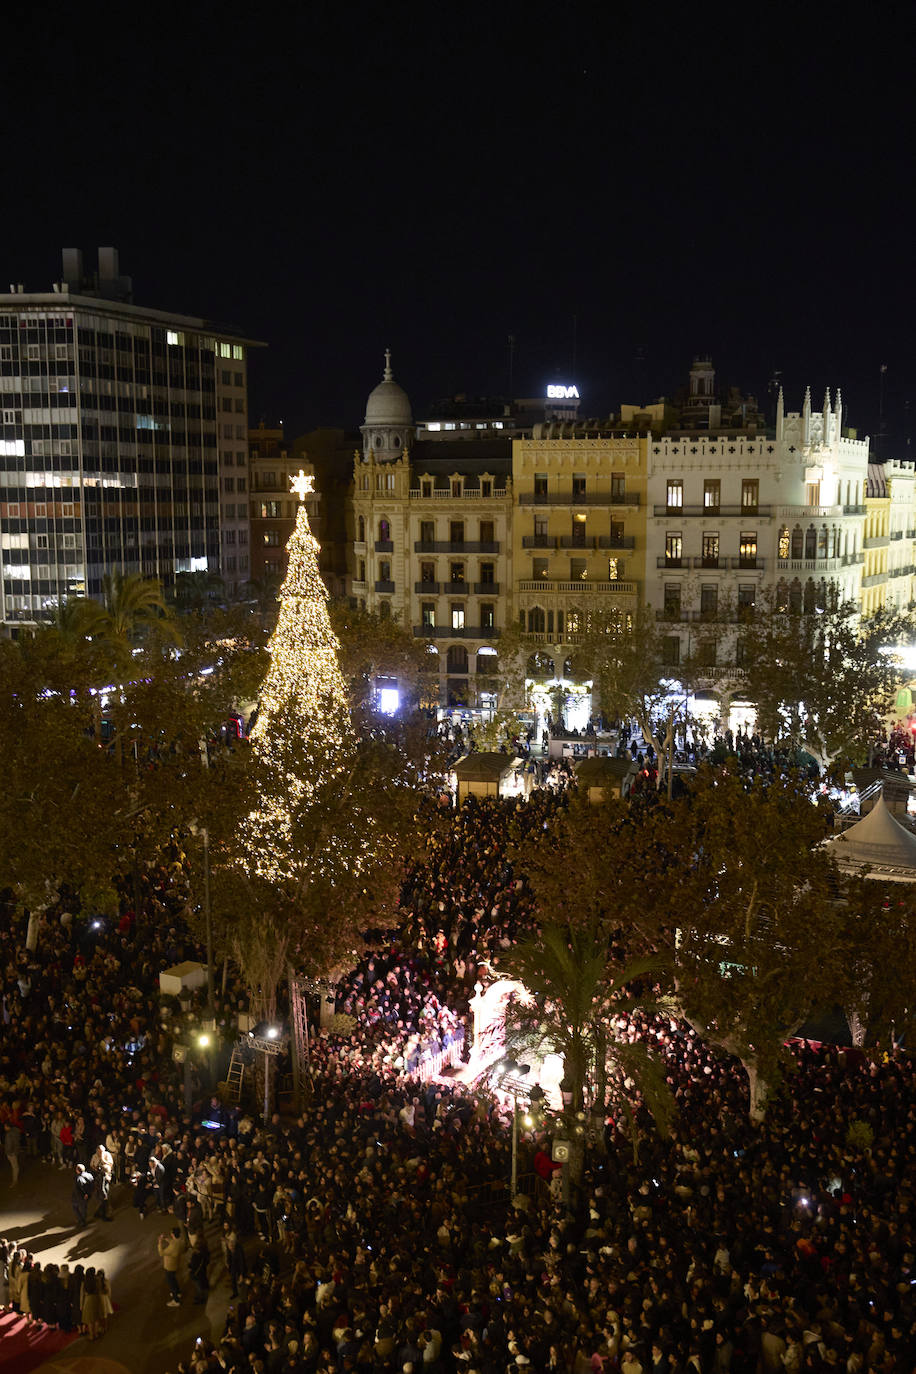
511, 433, 649, 719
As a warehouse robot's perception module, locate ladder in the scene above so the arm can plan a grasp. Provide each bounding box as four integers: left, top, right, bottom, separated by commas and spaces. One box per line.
223, 1044, 246, 1105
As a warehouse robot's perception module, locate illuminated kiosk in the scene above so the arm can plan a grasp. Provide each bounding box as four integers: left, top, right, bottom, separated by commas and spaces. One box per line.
824, 793, 916, 882
452, 752, 530, 802
453, 977, 563, 1109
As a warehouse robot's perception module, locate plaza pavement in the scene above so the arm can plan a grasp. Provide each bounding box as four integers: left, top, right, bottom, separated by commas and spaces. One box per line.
0, 1154, 232, 1374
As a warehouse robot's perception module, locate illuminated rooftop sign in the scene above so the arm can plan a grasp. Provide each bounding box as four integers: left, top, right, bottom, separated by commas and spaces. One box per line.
547, 385, 580, 399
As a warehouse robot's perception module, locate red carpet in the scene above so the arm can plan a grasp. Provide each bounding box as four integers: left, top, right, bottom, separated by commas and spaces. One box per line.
0, 1309, 79, 1374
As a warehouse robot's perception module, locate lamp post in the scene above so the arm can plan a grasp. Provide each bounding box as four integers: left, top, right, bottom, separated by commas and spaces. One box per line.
246, 1026, 288, 1126
189, 822, 214, 1018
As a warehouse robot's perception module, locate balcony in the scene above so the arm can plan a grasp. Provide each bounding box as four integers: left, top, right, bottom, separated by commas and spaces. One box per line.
864, 535, 890, 549
374, 580, 395, 593
889, 564, 915, 578
890, 530, 904, 541
558, 535, 594, 549
414, 581, 442, 594
691, 555, 726, 570
522, 534, 557, 549
777, 554, 856, 573
444, 581, 471, 595
861, 572, 885, 588
843, 503, 867, 515
656, 608, 690, 622
734, 557, 763, 570
518, 491, 640, 507
658, 556, 684, 568
351, 579, 368, 593
517, 578, 636, 595
408, 488, 507, 499
474, 581, 500, 595
412, 625, 501, 639
414, 540, 500, 553
596, 534, 635, 550
374, 539, 394, 553
652, 504, 773, 518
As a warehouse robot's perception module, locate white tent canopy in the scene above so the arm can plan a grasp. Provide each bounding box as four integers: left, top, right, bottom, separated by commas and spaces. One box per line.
825, 795, 916, 882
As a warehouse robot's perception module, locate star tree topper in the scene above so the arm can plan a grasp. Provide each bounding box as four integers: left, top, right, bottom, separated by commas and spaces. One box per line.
290, 469, 315, 501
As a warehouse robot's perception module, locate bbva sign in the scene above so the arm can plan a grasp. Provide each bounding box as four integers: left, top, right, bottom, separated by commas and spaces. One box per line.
546, 384, 580, 399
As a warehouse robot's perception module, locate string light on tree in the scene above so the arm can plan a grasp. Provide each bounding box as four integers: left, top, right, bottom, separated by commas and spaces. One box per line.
244, 469, 355, 882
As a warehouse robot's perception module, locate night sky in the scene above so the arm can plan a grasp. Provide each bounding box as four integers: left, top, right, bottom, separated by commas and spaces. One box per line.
5, 1, 915, 450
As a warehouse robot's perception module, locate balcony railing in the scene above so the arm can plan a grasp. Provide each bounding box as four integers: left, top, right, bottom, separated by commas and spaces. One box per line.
522, 535, 557, 549
412, 626, 501, 639
777, 553, 861, 572
890, 530, 904, 541
518, 491, 640, 507
374, 539, 394, 553
844, 503, 867, 515
863, 535, 890, 549
374, 580, 395, 593
516, 579, 636, 595
415, 581, 442, 594
596, 534, 636, 549
474, 581, 500, 595
408, 488, 507, 499
444, 581, 470, 595
414, 540, 500, 553
889, 564, 915, 579
558, 535, 594, 549
652, 504, 772, 518
657, 555, 763, 571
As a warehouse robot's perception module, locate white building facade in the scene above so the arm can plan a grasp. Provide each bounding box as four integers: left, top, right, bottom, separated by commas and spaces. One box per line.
646, 387, 870, 722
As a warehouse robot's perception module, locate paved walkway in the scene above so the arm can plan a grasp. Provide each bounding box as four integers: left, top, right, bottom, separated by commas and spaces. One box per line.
0, 1156, 231, 1374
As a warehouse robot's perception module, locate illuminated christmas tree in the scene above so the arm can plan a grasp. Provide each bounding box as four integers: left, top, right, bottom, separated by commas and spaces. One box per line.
244, 470, 356, 884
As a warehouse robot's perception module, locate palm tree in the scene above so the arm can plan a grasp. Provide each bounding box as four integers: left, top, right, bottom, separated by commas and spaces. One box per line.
498, 923, 674, 1166
172, 569, 226, 614
243, 572, 283, 623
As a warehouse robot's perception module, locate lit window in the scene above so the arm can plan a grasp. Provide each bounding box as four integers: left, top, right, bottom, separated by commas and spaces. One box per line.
451, 604, 465, 630
167, 331, 184, 346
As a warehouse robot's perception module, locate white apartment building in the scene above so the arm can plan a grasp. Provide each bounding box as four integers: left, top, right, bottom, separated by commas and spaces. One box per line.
647, 387, 870, 716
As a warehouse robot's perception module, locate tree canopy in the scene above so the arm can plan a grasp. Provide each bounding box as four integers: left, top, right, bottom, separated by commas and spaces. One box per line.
741, 592, 913, 770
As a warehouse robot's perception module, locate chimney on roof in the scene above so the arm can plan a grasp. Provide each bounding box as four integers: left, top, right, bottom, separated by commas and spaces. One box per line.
98, 246, 119, 282
61, 248, 83, 290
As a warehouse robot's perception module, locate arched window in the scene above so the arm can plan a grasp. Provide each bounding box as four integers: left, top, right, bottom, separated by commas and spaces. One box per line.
803, 579, 816, 613
818, 525, 828, 558
374, 435, 383, 448
566, 607, 582, 635
776, 580, 789, 612
378, 518, 390, 542
528, 606, 546, 634
789, 580, 803, 613
791, 526, 803, 558
778, 527, 790, 560
446, 645, 468, 674
357, 515, 365, 542
805, 525, 817, 559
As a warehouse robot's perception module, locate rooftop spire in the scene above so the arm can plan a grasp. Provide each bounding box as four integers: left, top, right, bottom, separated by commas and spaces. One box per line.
383, 348, 393, 382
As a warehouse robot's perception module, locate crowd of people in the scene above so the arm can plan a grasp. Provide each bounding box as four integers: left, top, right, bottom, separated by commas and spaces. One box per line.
2, 773, 916, 1372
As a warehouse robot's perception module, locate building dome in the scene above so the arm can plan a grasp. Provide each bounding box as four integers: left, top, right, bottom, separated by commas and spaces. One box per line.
364, 349, 412, 427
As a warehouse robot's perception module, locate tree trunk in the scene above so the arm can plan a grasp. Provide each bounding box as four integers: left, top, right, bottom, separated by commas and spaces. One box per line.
25, 908, 41, 952
743, 1057, 770, 1122
847, 1006, 867, 1048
